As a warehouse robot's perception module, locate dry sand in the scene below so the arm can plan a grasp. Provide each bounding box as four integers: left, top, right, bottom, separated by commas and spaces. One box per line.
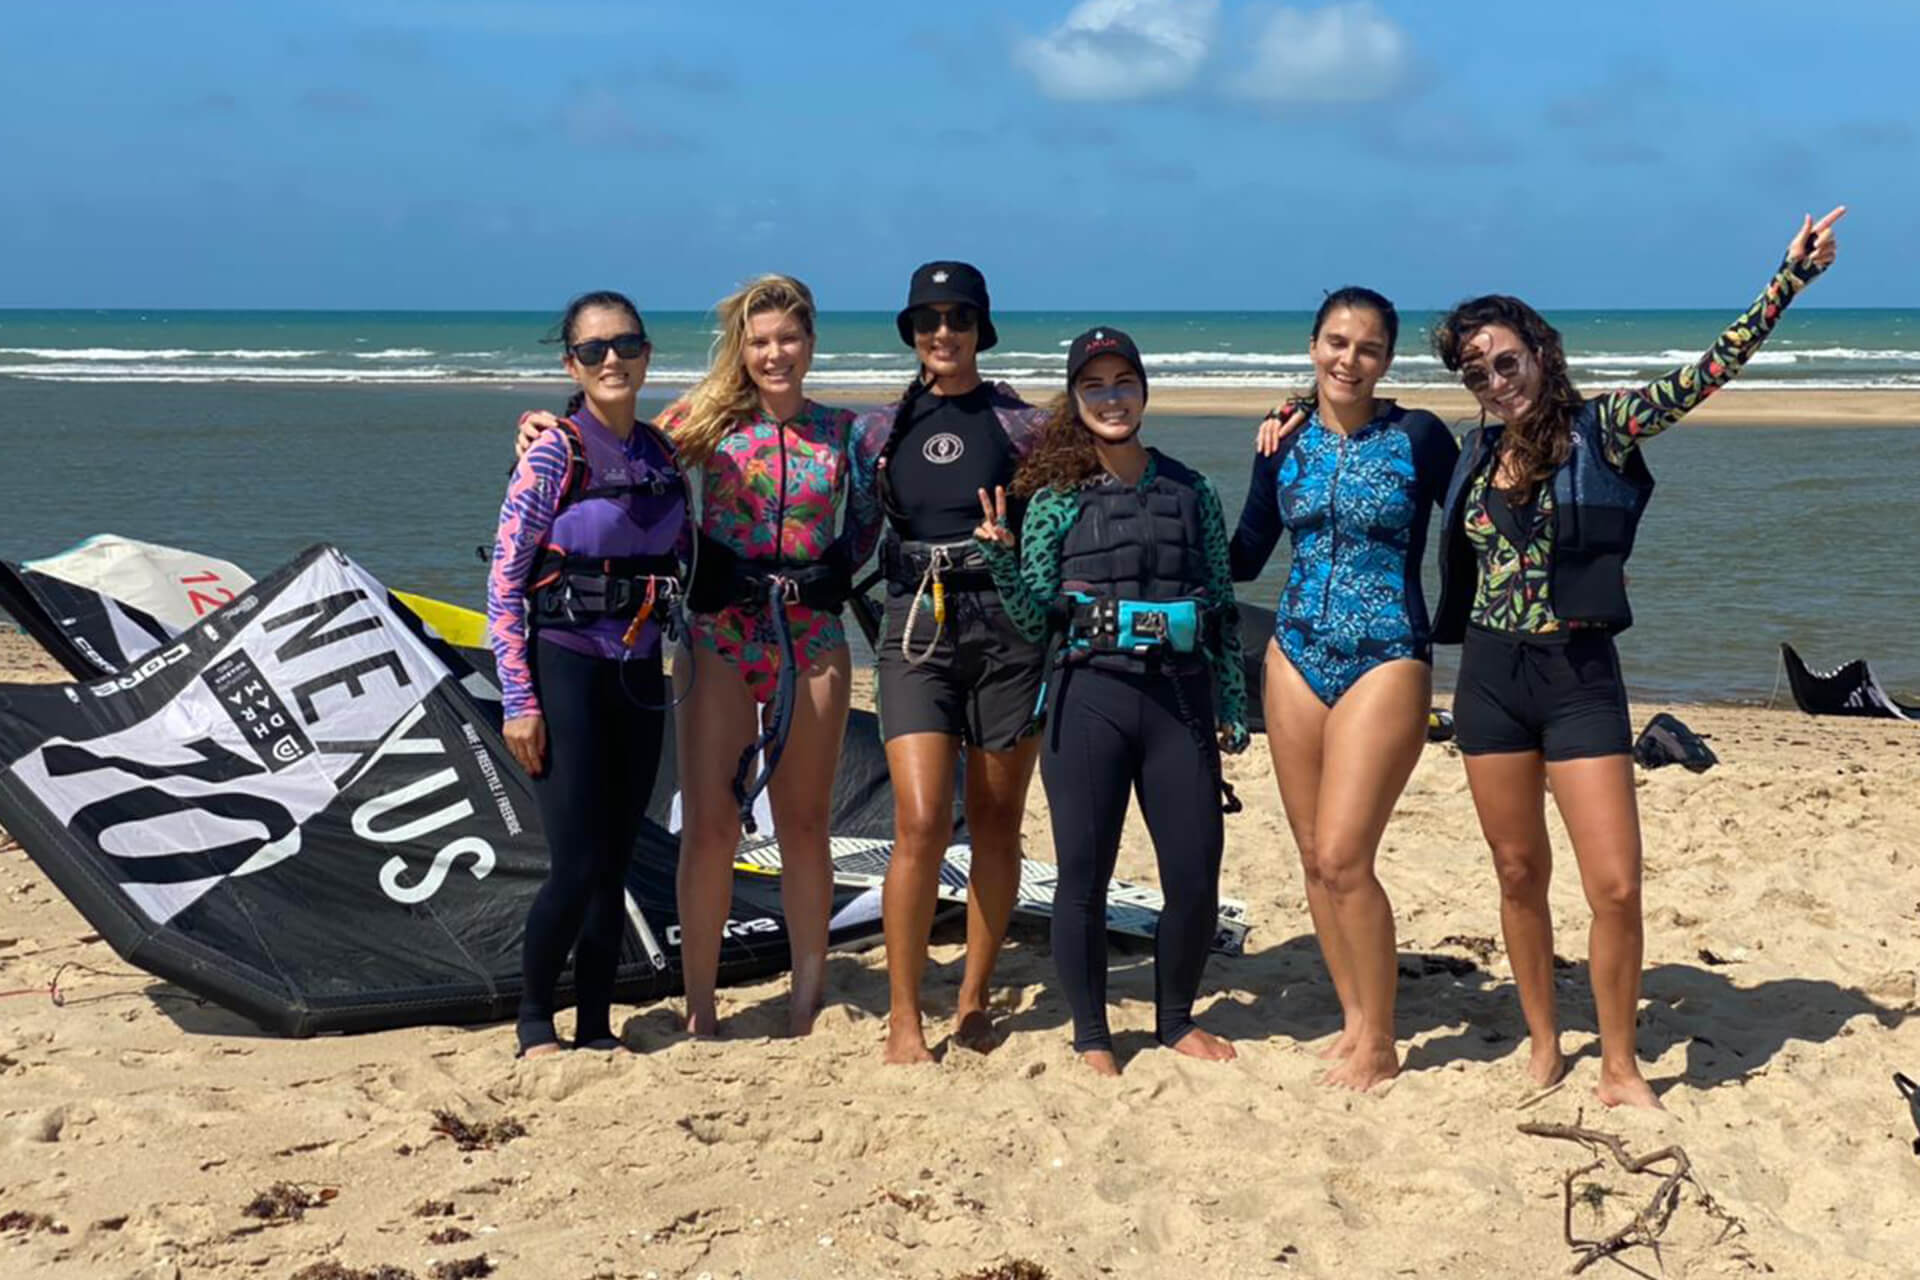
823, 385, 1920, 426
2, 629, 1917, 1279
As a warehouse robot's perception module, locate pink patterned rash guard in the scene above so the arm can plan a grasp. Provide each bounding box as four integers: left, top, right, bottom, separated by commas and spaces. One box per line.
663, 399, 877, 704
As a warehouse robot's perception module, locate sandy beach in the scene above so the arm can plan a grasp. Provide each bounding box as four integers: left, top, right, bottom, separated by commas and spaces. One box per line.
818, 385, 1920, 426
3, 627, 1918, 1279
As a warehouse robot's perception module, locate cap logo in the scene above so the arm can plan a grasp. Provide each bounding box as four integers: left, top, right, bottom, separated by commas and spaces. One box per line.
932, 270, 949, 283
1094, 330, 1105, 339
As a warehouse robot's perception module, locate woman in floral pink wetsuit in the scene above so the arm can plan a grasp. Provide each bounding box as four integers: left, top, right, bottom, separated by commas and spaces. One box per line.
517, 275, 877, 1039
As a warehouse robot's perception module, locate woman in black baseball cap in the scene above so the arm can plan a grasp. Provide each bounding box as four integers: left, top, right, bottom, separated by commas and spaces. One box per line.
843, 261, 1052, 1065
972, 327, 1250, 1078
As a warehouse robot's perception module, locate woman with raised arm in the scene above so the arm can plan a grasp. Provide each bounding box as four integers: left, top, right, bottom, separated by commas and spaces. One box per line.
978, 327, 1248, 1078
488, 290, 689, 1058
1228, 287, 1459, 1091
515, 275, 875, 1038
844, 262, 1051, 1064
1426, 209, 1844, 1107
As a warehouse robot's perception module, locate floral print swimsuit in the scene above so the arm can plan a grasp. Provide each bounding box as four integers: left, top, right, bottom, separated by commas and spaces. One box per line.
663, 400, 872, 703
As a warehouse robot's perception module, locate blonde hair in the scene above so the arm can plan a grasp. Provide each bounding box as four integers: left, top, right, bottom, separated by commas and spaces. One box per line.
669, 274, 816, 465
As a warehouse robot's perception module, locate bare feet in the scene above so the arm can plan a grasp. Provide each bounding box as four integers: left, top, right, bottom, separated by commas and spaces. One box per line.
1317, 1023, 1363, 1061
1526, 1039, 1567, 1089
787, 957, 825, 1038
1321, 1042, 1399, 1092
518, 1041, 563, 1059
1595, 1065, 1663, 1110
1168, 1027, 1237, 1063
575, 1037, 632, 1054
884, 1014, 936, 1065
1079, 1049, 1122, 1078
952, 1005, 1000, 1055
683, 1003, 720, 1039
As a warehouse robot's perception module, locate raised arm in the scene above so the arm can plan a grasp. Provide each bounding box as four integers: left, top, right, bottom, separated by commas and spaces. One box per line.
1196, 475, 1250, 752
1600, 207, 1844, 464
977, 484, 1065, 643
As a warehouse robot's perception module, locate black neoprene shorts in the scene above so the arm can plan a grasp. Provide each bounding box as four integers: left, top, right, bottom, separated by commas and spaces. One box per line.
876, 583, 1045, 751
1453, 625, 1633, 761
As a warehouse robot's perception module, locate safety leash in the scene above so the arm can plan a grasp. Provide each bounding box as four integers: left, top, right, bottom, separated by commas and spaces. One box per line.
730, 575, 800, 835
901, 545, 952, 666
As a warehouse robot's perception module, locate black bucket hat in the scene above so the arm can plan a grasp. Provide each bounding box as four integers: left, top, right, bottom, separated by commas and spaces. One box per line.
1066, 326, 1148, 401
895, 261, 999, 352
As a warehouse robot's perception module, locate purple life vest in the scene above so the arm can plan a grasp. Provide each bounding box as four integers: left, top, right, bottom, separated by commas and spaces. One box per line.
532, 408, 687, 659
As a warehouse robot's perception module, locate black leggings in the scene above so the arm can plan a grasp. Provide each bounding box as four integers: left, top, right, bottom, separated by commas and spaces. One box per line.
517, 638, 665, 1052
1040, 662, 1224, 1054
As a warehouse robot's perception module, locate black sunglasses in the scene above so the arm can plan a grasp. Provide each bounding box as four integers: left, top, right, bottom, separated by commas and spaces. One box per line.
568, 332, 649, 365
1459, 349, 1527, 393
908, 305, 978, 336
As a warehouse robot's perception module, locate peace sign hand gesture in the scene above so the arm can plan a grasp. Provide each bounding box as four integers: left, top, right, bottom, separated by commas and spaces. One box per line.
974, 485, 1016, 549
1787, 205, 1846, 272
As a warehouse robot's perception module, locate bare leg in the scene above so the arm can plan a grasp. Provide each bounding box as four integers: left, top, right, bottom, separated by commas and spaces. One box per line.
1546, 754, 1659, 1110
765, 645, 852, 1037
1462, 750, 1564, 1087
953, 736, 1040, 1051
1312, 660, 1429, 1092
674, 644, 759, 1036
1263, 643, 1356, 1057
880, 731, 961, 1064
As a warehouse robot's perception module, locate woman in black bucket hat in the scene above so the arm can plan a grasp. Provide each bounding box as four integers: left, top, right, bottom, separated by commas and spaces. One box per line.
843, 261, 1053, 1065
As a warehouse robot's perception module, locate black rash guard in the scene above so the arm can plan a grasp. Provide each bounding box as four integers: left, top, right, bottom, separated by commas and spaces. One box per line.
884, 383, 1018, 543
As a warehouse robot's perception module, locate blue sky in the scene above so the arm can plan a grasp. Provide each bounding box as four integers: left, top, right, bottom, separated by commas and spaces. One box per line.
2, 0, 1910, 310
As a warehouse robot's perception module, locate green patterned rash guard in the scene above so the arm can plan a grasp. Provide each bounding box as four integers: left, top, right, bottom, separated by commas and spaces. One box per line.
978, 451, 1250, 747
1467, 257, 1825, 633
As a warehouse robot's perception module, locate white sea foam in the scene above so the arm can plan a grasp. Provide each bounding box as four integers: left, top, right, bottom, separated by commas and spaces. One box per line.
351, 348, 436, 359
0, 346, 325, 360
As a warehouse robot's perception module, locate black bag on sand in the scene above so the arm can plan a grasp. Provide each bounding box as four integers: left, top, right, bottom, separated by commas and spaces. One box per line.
1631, 712, 1718, 772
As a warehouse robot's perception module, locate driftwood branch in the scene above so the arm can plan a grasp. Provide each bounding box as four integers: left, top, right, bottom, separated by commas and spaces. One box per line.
1519, 1119, 1744, 1275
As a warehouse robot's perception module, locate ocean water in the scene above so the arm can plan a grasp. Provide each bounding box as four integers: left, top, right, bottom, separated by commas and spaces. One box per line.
2, 367, 1914, 707
3, 306, 1919, 390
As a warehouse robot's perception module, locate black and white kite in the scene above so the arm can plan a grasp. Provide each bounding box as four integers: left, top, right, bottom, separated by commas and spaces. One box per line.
0, 545, 885, 1036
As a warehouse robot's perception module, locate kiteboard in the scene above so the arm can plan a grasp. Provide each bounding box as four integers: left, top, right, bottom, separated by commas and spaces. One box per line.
736, 836, 1252, 956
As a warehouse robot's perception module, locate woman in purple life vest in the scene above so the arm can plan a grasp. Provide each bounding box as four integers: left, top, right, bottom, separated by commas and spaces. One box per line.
486, 290, 690, 1058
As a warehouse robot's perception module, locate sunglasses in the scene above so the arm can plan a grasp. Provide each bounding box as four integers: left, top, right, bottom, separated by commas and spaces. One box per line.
908, 305, 978, 336
1076, 380, 1143, 404
567, 332, 649, 365
1459, 349, 1528, 393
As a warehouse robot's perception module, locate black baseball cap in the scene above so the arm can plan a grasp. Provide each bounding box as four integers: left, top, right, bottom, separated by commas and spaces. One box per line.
1066, 326, 1148, 400
895, 261, 999, 352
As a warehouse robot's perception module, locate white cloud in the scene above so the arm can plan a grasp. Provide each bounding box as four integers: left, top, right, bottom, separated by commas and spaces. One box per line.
1228, 3, 1411, 104
1014, 0, 1220, 102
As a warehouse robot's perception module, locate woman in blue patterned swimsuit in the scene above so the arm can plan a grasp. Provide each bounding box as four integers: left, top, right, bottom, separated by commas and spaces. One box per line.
1230, 288, 1457, 1092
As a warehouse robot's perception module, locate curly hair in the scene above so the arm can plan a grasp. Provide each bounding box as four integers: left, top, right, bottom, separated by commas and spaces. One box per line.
1431, 295, 1585, 500
671, 274, 816, 466
1008, 392, 1104, 497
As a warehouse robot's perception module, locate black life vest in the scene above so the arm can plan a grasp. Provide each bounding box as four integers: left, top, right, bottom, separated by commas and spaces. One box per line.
1433, 398, 1655, 641
1055, 451, 1214, 673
